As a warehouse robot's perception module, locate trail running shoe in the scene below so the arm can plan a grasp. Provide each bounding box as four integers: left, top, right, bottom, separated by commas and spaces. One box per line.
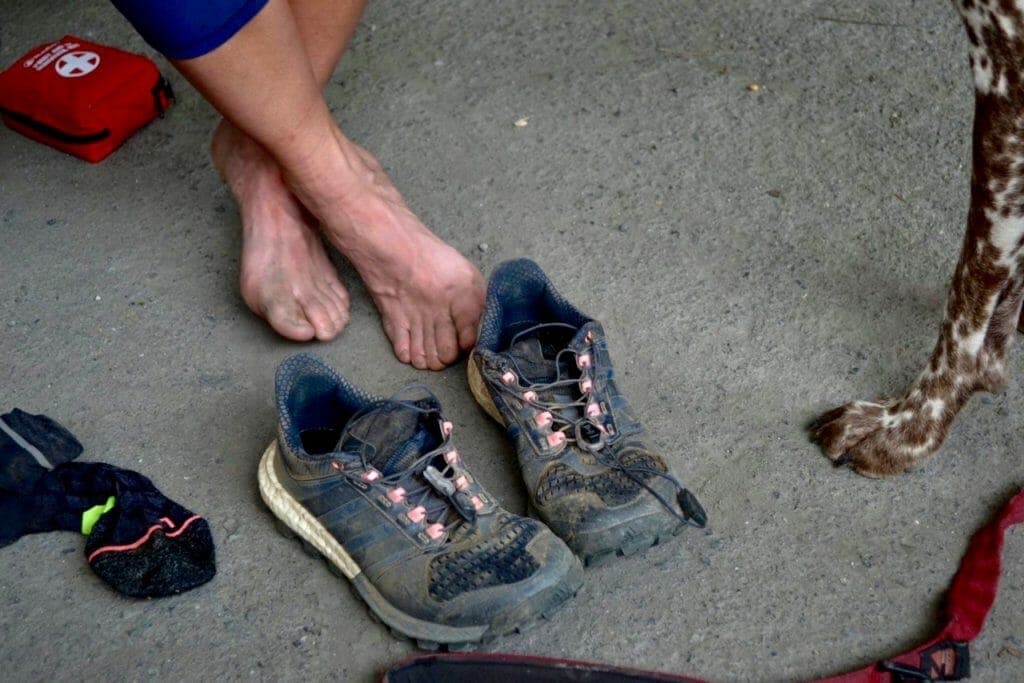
468, 259, 707, 565
258, 353, 583, 649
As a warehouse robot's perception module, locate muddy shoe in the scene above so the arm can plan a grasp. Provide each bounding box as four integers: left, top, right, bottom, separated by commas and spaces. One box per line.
258, 353, 583, 649
468, 259, 707, 565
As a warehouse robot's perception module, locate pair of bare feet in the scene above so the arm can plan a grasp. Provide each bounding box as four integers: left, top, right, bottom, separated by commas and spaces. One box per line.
210, 120, 484, 370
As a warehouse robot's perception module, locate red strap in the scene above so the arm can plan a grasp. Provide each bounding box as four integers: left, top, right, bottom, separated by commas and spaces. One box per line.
944, 489, 1024, 640
815, 488, 1024, 682
383, 490, 1024, 683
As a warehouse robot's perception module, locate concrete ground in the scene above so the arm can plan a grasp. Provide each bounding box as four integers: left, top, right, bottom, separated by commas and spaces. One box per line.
3, 0, 1023, 680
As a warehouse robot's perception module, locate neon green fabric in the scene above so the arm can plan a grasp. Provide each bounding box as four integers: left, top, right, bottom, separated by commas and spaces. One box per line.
81, 496, 116, 535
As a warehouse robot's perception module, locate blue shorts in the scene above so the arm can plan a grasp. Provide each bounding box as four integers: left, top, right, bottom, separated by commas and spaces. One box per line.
110, 0, 270, 60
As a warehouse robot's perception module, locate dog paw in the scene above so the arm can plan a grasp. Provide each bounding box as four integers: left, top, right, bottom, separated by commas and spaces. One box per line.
810, 399, 943, 477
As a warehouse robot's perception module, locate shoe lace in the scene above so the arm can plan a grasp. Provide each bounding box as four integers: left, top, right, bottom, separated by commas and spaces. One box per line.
495, 322, 707, 528
334, 386, 476, 542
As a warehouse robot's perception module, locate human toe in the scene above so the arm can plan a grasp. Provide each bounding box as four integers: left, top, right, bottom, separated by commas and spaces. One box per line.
383, 316, 413, 364
422, 324, 446, 371
261, 299, 317, 341
314, 281, 348, 333
408, 322, 431, 370
326, 279, 351, 317
301, 297, 342, 341
434, 318, 460, 367
452, 289, 484, 351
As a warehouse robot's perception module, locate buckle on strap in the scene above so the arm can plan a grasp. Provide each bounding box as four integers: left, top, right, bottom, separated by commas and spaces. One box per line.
878, 641, 970, 681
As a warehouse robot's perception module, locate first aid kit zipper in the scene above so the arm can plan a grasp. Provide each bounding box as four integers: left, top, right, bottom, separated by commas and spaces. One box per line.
0, 106, 110, 144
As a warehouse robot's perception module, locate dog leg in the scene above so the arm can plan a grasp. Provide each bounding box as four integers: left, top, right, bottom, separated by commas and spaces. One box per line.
813, 1, 1024, 476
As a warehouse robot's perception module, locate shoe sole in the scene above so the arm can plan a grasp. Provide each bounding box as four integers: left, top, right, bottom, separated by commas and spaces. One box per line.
258, 440, 582, 650
575, 517, 686, 567
469, 354, 684, 566
526, 500, 685, 567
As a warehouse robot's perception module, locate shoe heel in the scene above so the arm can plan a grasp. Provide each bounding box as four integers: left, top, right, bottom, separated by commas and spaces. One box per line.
467, 352, 505, 425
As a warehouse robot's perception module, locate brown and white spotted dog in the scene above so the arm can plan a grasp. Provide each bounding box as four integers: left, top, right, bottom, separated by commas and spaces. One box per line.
813, 0, 1024, 476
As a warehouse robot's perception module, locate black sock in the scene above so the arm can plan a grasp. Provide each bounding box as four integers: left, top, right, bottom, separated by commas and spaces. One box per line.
47, 462, 217, 598
0, 408, 82, 491
0, 410, 215, 598
0, 409, 83, 546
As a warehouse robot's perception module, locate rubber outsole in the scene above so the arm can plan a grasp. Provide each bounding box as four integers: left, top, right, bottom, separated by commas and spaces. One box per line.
526, 500, 685, 566
258, 441, 583, 650
581, 523, 686, 567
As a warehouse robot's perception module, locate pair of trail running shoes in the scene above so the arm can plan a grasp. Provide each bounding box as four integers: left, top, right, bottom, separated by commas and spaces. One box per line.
258, 259, 707, 650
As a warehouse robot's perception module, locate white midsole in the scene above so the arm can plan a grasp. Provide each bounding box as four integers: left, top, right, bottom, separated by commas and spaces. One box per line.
257, 441, 361, 580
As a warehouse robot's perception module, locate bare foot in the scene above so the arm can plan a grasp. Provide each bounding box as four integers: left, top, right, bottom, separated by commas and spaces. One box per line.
284, 133, 485, 370
211, 121, 350, 341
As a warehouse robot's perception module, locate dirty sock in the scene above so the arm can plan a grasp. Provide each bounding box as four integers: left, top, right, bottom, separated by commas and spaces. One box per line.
0, 409, 215, 598
0, 408, 83, 491
56, 462, 216, 598
0, 409, 83, 546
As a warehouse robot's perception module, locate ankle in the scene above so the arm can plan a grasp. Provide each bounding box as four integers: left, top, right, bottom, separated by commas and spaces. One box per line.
211, 120, 273, 188
280, 138, 377, 222
263, 101, 353, 173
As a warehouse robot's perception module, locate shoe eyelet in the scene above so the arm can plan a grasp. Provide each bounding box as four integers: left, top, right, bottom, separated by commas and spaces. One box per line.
546, 431, 566, 449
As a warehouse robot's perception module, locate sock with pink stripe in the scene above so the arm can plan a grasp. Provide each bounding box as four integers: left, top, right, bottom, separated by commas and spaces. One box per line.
46, 462, 216, 598
0, 409, 215, 598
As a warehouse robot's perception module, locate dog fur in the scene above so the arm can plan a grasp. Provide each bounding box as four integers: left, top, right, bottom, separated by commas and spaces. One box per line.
813, 0, 1024, 476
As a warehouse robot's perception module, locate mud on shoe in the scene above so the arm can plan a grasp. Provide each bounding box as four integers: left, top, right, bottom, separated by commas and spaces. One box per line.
258, 353, 583, 649
468, 259, 707, 565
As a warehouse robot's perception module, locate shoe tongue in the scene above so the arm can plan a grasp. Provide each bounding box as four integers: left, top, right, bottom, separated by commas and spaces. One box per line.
508, 337, 559, 383
508, 335, 581, 420
338, 401, 441, 475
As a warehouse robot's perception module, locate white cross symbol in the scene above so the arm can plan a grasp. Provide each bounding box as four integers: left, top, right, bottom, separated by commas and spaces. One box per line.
55, 51, 100, 78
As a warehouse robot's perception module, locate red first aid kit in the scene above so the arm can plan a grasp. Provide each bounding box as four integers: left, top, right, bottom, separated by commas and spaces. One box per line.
0, 35, 173, 163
